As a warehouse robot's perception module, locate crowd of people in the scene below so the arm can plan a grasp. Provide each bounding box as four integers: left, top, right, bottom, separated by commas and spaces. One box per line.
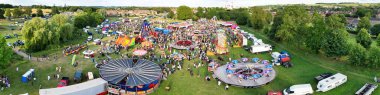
0, 75, 11, 91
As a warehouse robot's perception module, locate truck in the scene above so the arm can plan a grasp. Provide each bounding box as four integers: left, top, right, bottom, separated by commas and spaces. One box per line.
283, 84, 313, 95
316, 73, 347, 92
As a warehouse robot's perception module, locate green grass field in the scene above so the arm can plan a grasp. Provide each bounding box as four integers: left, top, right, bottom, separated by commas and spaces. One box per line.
0, 18, 379, 95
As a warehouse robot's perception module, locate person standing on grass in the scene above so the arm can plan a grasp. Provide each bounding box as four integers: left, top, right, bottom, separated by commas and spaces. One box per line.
225, 85, 229, 90
218, 81, 221, 86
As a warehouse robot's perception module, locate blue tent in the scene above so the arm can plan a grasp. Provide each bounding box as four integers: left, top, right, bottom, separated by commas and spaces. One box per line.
232, 60, 238, 64
163, 29, 170, 35
154, 27, 164, 32
252, 58, 259, 63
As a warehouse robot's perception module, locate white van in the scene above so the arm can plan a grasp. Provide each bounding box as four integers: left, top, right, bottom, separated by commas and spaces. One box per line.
283, 84, 313, 95
317, 73, 347, 92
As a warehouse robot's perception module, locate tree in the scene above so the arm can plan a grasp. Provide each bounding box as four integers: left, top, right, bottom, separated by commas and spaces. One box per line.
348, 43, 368, 66
377, 34, 380, 46
74, 12, 104, 28
51, 7, 60, 15
337, 14, 347, 25
4, 8, 11, 20
356, 16, 371, 34
83, 7, 94, 13
322, 29, 350, 57
249, 7, 272, 30
24, 7, 32, 17
22, 18, 50, 52
50, 14, 74, 42
0, 35, 13, 69
0, 9, 4, 19
269, 6, 310, 42
167, 10, 175, 19
0, 4, 13, 8
370, 24, 380, 36
236, 13, 248, 25
11, 8, 22, 18
205, 8, 218, 19
355, 7, 372, 17
195, 7, 205, 18
368, 47, 380, 68
356, 29, 372, 48
36, 8, 44, 17
305, 13, 327, 53
176, 5, 193, 20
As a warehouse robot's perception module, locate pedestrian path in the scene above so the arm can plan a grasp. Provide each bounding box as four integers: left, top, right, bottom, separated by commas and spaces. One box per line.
12, 48, 49, 61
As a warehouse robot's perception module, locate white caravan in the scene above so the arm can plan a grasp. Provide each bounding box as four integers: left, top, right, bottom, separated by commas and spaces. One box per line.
283, 84, 313, 95
317, 73, 347, 92
250, 44, 272, 53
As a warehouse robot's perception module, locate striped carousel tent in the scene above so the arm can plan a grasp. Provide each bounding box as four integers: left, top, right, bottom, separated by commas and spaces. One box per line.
99, 59, 162, 94
99, 58, 162, 87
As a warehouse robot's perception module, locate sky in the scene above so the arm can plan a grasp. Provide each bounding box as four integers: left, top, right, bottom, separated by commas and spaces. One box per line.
1, 0, 380, 7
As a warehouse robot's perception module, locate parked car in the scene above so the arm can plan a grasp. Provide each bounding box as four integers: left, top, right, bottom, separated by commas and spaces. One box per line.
57, 77, 69, 88
282, 62, 293, 68
268, 91, 283, 95
283, 84, 313, 95
13, 40, 24, 46
314, 72, 333, 82
4, 35, 11, 39
243, 45, 251, 51
74, 70, 82, 82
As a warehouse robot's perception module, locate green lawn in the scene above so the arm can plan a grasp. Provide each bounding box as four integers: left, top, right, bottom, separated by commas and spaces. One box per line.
1, 18, 380, 95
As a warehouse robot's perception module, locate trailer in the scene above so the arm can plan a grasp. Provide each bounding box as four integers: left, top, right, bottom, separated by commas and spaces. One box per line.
40, 78, 107, 95
250, 44, 272, 53
355, 83, 378, 95
317, 73, 347, 92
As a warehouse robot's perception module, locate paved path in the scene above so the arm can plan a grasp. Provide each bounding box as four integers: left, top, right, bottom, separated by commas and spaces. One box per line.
12, 48, 49, 62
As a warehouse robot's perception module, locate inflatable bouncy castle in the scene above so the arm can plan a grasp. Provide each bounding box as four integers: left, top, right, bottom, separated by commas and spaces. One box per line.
115, 35, 136, 47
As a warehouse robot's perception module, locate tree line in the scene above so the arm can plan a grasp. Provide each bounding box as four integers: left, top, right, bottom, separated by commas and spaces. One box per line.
264, 5, 380, 68
21, 10, 104, 52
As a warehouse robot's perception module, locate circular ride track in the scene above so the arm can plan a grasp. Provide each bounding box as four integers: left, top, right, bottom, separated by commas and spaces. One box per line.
99, 58, 162, 93
214, 63, 276, 88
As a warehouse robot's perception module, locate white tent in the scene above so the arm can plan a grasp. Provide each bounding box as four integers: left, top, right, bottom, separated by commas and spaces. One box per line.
39, 78, 107, 95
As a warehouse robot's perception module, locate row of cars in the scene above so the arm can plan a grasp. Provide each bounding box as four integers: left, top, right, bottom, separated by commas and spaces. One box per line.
269, 73, 378, 95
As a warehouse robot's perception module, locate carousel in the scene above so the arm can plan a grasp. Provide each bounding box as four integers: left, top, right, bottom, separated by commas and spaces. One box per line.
169, 40, 197, 50
213, 60, 276, 88
82, 50, 95, 58
99, 58, 162, 95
